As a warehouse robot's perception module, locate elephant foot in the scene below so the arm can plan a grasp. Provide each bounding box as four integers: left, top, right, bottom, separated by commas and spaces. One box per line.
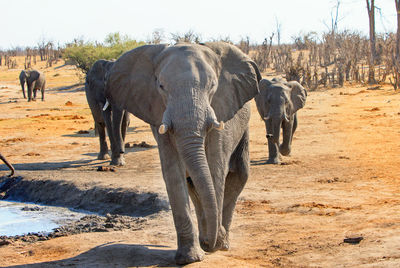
200, 226, 228, 252
279, 145, 291, 156
110, 154, 125, 166
175, 245, 204, 265
216, 229, 230, 251
97, 152, 110, 160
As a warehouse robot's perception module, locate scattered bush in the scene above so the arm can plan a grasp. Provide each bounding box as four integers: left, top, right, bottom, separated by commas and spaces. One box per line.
63, 32, 145, 73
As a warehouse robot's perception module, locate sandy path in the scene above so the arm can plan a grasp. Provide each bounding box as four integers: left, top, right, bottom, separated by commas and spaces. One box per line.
0, 62, 399, 267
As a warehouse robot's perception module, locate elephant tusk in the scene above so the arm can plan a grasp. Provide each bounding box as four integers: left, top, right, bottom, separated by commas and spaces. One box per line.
283, 113, 290, 123
266, 134, 273, 138
263, 116, 271, 121
103, 100, 110, 111
158, 124, 168, 134
212, 121, 225, 130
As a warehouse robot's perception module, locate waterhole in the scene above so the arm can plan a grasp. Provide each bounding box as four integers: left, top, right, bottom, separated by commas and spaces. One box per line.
0, 200, 87, 236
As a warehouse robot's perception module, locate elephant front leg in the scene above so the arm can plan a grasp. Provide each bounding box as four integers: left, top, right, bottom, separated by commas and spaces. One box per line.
96, 122, 109, 160
265, 120, 280, 164
267, 137, 280, 164
280, 114, 297, 156
152, 127, 204, 265
109, 107, 126, 166
221, 129, 249, 250
21, 84, 26, 99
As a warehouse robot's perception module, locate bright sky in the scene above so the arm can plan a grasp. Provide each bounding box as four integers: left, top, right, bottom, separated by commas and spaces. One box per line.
1, 0, 397, 49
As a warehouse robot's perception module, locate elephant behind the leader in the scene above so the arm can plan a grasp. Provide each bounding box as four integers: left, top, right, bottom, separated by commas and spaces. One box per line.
19, 69, 46, 101
105, 42, 261, 264
255, 77, 307, 164
85, 59, 130, 166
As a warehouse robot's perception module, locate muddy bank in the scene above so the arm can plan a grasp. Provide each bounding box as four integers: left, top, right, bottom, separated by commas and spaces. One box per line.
1, 213, 146, 246
0, 175, 169, 217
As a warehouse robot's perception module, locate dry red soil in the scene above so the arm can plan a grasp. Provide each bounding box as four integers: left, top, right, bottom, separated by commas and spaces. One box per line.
0, 60, 399, 267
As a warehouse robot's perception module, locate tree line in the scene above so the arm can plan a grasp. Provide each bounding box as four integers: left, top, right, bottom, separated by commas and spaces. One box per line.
1, 1, 399, 90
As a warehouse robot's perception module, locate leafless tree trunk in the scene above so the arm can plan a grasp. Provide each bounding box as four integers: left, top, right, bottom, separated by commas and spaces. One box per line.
366, 0, 377, 83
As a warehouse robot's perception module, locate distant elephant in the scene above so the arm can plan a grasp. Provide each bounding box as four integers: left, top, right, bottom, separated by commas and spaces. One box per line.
0, 153, 15, 177
19, 69, 46, 101
85, 59, 130, 166
19, 70, 27, 98
105, 42, 261, 264
255, 77, 307, 164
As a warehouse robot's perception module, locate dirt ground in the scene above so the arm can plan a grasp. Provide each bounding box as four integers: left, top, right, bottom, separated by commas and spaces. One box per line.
0, 58, 399, 267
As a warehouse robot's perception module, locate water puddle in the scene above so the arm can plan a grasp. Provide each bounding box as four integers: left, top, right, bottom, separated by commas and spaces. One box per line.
0, 200, 87, 236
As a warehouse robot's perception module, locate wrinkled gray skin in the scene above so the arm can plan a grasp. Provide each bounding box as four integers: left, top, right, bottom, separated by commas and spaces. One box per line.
19, 69, 46, 101
255, 77, 307, 164
85, 59, 130, 166
105, 42, 261, 264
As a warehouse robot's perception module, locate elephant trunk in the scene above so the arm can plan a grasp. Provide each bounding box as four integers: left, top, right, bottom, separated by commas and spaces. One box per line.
0, 153, 15, 177
175, 134, 218, 251
270, 118, 282, 144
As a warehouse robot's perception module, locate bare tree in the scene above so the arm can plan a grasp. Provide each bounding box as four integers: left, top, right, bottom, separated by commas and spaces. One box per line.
366, 0, 377, 83
275, 16, 282, 46
396, 1, 400, 60
149, 29, 165, 44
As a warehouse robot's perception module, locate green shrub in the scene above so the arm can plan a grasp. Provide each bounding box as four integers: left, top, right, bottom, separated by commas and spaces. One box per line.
63, 33, 145, 73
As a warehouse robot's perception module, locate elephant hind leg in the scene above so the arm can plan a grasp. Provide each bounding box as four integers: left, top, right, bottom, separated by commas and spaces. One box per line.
41, 88, 45, 101
222, 129, 250, 250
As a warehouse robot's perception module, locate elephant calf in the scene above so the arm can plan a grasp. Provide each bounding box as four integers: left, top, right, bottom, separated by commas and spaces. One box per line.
19, 69, 46, 101
85, 59, 130, 166
255, 77, 307, 164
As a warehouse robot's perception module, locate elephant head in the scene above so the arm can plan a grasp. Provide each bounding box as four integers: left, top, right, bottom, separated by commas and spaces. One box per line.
105, 42, 260, 258
255, 78, 307, 163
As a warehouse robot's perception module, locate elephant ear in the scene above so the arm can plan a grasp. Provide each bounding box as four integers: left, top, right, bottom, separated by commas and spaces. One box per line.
287, 81, 307, 112
105, 44, 168, 126
204, 42, 261, 122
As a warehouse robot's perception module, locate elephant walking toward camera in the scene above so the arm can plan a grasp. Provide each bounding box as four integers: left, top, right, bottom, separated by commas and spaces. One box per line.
255, 77, 307, 164
85, 59, 130, 166
19, 69, 46, 101
105, 42, 261, 264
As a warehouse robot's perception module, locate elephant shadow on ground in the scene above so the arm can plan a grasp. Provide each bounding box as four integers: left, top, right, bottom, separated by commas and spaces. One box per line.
250, 158, 269, 166
0, 158, 108, 172
62, 126, 151, 138
6, 243, 179, 268
250, 158, 297, 166
47, 84, 85, 93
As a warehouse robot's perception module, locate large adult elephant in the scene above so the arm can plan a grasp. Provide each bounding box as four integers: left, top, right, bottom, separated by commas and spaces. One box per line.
105, 42, 261, 264
19, 69, 46, 101
85, 59, 130, 166
255, 77, 307, 164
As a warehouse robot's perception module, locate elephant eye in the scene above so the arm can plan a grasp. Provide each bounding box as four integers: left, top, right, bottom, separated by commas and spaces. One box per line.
159, 84, 165, 90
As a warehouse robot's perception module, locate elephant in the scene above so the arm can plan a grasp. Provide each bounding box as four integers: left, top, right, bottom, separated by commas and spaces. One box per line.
105, 42, 261, 264
19, 69, 46, 101
85, 59, 130, 166
0, 152, 15, 177
255, 77, 307, 164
